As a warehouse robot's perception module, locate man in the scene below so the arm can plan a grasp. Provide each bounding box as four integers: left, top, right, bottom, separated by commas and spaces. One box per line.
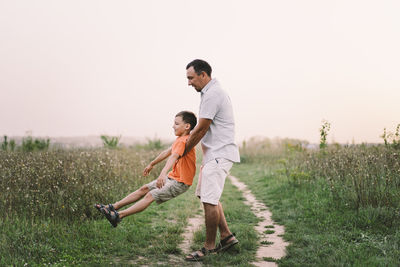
184, 59, 240, 261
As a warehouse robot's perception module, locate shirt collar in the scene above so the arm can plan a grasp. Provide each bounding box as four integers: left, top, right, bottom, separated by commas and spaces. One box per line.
200, 78, 217, 95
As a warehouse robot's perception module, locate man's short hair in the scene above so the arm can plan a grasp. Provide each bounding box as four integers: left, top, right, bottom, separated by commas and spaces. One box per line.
176, 111, 197, 131
186, 59, 212, 77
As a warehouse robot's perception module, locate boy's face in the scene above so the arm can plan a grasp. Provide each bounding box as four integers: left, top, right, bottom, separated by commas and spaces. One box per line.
173, 116, 190, 136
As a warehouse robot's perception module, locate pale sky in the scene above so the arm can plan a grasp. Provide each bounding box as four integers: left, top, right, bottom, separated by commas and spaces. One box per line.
1, 0, 399, 144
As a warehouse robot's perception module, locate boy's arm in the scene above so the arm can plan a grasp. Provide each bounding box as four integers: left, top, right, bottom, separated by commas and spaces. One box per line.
156, 153, 180, 188
143, 147, 172, 176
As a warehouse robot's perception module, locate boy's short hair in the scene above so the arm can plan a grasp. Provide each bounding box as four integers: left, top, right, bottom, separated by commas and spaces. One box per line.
186, 59, 212, 77
176, 111, 197, 131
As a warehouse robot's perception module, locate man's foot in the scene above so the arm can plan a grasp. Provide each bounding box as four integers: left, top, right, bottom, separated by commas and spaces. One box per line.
185, 247, 216, 261
100, 205, 121, 227
215, 233, 239, 252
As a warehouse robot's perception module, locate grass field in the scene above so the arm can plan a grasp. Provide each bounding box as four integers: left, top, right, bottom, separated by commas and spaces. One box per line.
0, 147, 258, 266
1, 140, 399, 266
234, 139, 400, 266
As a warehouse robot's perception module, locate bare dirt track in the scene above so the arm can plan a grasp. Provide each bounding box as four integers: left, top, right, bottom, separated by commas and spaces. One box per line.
178, 175, 289, 266
177, 207, 204, 266
228, 175, 289, 267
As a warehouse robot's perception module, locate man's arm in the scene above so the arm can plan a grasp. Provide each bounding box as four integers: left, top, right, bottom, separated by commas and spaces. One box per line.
143, 147, 172, 176
183, 118, 212, 155
156, 153, 180, 188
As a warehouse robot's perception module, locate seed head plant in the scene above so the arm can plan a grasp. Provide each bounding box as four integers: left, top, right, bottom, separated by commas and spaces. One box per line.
381, 124, 400, 149
319, 120, 331, 149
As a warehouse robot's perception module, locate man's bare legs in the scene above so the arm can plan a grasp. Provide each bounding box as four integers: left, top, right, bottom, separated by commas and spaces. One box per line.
185, 201, 237, 260
185, 202, 219, 259
217, 202, 235, 241
203, 201, 235, 250
203, 202, 220, 250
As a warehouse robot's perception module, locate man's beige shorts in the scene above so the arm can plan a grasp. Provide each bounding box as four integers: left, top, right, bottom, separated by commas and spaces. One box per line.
195, 158, 233, 205
146, 177, 190, 204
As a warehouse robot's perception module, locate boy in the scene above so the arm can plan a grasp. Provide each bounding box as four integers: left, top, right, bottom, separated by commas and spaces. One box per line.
94, 111, 197, 227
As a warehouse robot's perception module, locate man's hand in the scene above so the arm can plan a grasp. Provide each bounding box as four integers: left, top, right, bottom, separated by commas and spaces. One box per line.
156, 175, 167, 188
183, 118, 211, 156
143, 164, 153, 176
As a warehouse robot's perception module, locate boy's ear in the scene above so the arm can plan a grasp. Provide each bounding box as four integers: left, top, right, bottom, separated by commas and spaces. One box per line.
185, 123, 191, 130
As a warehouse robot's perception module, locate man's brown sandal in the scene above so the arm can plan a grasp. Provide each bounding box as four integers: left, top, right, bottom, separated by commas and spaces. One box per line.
215, 233, 239, 252
185, 247, 216, 261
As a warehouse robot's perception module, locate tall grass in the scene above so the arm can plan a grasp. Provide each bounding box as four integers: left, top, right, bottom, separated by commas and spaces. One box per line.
301, 145, 400, 210
240, 136, 308, 164
240, 138, 400, 215
0, 148, 162, 221
236, 138, 400, 266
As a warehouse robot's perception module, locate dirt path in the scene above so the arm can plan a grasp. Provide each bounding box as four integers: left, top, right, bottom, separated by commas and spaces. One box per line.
229, 175, 289, 267
176, 175, 288, 266
175, 204, 204, 266
179, 207, 204, 255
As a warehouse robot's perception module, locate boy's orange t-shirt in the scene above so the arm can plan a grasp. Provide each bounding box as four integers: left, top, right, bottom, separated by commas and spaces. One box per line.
168, 135, 196, 186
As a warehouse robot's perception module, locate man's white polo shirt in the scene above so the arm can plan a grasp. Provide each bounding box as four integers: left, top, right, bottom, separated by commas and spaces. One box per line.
199, 78, 240, 164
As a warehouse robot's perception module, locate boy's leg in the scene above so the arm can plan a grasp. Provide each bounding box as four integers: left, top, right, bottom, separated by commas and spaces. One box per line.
113, 185, 150, 210
118, 192, 155, 219
116, 178, 188, 219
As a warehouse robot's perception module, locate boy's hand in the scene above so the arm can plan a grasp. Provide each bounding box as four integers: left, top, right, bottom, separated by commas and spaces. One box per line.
156, 175, 167, 188
143, 164, 153, 176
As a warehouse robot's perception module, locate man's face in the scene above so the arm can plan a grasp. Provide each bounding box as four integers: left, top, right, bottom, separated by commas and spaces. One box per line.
186, 66, 206, 92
